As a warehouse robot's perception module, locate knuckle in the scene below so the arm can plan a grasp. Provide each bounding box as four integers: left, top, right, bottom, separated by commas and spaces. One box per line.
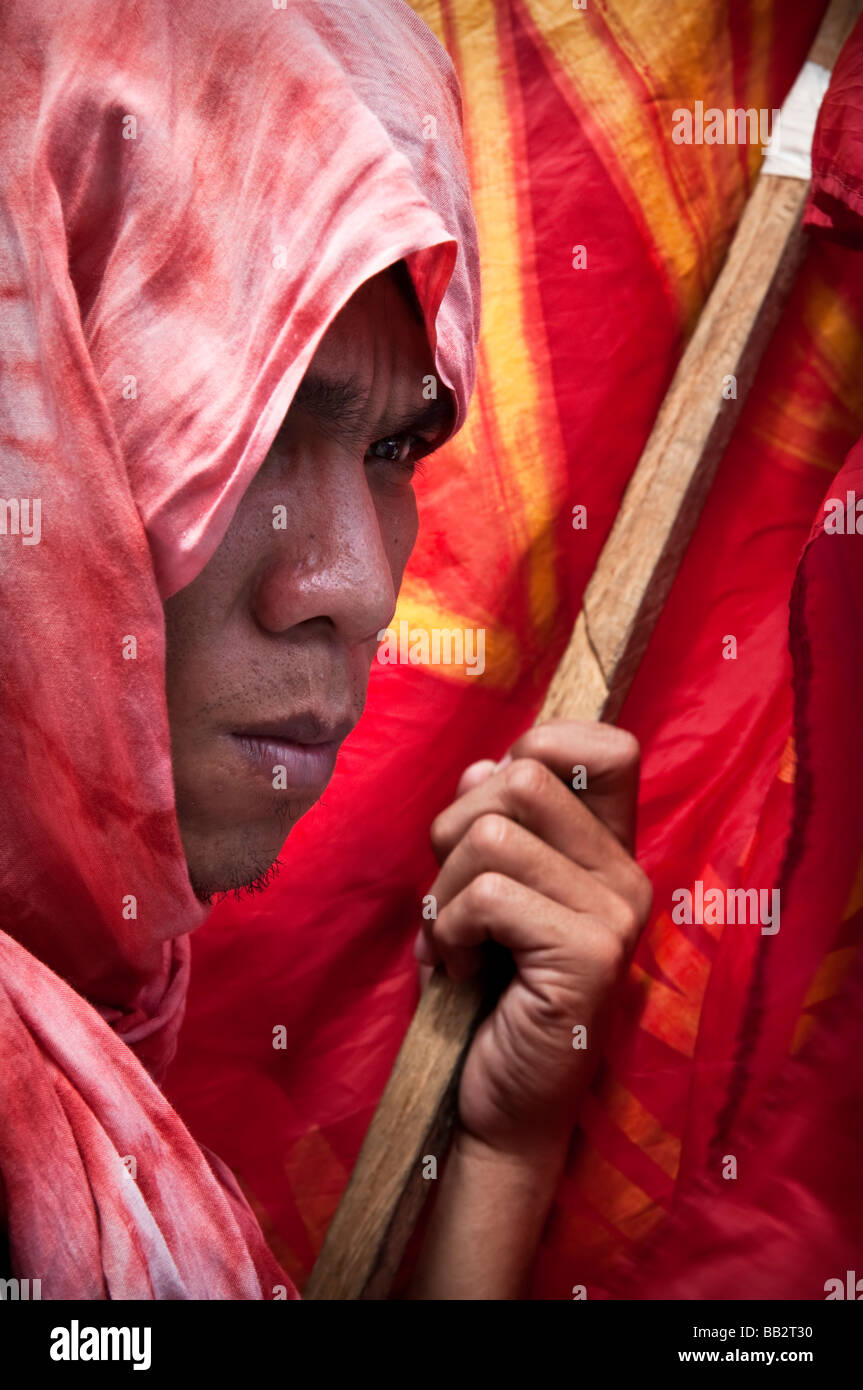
429, 810, 451, 857
610, 894, 641, 939
625, 862, 654, 925
429, 908, 454, 948
466, 870, 509, 918
507, 727, 546, 761
503, 755, 548, 806
589, 925, 628, 981
605, 725, 641, 771
466, 812, 512, 859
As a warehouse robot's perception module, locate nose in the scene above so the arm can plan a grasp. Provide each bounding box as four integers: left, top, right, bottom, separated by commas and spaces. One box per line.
252, 448, 400, 645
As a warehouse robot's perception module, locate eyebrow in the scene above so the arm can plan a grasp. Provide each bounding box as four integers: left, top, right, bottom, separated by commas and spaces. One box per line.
289, 371, 456, 443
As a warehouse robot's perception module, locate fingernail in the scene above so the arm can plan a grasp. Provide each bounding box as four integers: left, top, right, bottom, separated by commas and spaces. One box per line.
496, 752, 512, 769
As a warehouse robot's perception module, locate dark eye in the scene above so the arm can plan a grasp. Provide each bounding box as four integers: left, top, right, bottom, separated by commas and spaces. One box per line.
367, 434, 416, 465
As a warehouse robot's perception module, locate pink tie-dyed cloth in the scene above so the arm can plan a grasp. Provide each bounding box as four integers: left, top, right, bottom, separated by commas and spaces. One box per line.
0, 0, 479, 1298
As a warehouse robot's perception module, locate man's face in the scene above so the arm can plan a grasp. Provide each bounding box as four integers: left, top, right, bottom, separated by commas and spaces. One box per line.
163, 267, 452, 901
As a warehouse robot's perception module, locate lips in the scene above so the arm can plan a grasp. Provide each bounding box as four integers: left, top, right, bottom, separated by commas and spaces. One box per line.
229, 712, 353, 791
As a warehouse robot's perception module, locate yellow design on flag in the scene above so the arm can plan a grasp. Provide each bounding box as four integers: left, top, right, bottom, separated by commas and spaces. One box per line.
409, 0, 563, 660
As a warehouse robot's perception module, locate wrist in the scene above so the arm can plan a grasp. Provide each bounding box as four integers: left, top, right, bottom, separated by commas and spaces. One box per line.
407, 1125, 569, 1300
452, 1121, 573, 1175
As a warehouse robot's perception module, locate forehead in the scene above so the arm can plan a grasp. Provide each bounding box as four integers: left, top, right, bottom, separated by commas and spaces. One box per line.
308, 267, 434, 396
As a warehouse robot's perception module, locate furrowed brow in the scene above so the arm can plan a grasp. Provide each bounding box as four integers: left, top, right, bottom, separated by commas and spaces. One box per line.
380, 394, 455, 441
289, 372, 455, 442
290, 373, 369, 430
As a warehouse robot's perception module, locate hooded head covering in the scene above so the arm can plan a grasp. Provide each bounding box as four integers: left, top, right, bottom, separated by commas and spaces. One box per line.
0, 0, 479, 1297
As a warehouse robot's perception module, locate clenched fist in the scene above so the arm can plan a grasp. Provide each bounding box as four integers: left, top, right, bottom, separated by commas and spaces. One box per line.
416, 720, 653, 1157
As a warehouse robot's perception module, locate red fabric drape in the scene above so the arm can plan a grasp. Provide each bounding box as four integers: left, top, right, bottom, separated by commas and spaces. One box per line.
167, 0, 863, 1298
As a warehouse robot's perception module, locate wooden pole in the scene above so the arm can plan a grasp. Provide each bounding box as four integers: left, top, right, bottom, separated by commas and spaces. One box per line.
304, 0, 862, 1300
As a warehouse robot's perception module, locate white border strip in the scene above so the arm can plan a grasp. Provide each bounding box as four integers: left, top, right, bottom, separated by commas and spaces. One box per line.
763, 60, 831, 180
